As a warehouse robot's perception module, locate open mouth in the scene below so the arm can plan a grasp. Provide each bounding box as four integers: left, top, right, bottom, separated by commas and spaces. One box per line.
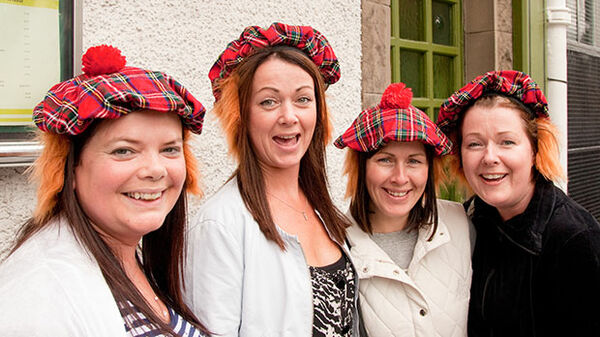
481, 174, 507, 182
384, 188, 408, 198
273, 134, 300, 146
125, 192, 162, 201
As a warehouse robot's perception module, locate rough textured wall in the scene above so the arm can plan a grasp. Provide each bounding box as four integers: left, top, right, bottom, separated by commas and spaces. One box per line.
0, 0, 362, 260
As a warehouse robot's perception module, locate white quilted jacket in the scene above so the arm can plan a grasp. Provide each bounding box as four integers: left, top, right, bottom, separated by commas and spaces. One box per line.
347, 199, 472, 337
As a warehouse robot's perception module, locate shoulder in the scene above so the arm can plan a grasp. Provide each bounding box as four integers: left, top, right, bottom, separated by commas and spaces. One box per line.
188, 178, 255, 243
437, 199, 469, 227
541, 185, 600, 247
0, 220, 124, 336
193, 179, 247, 226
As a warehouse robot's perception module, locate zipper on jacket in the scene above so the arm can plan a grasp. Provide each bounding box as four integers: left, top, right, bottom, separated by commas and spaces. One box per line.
481, 268, 495, 320
495, 224, 539, 256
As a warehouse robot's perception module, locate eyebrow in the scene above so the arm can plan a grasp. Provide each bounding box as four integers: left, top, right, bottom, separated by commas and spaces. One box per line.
108, 137, 182, 146
255, 85, 314, 93
377, 150, 426, 157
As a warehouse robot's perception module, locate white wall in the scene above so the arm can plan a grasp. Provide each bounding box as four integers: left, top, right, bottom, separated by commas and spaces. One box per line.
0, 0, 362, 260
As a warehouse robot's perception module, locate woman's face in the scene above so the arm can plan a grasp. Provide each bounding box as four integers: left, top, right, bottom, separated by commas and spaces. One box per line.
366, 141, 429, 231
460, 105, 536, 220
74, 110, 186, 249
248, 56, 317, 174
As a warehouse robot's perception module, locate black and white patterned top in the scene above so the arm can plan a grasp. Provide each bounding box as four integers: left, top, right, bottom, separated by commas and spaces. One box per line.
119, 301, 207, 337
309, 253, 356, 337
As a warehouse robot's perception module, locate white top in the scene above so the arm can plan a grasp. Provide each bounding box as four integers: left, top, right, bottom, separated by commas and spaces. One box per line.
183, 178, 360, 337
347, 199, 472, 337
0, 218, 127, 337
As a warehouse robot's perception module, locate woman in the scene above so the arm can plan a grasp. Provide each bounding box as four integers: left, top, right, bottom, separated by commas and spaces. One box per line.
183, 23, 359, 336
0, 45, 210, 336
334, 82, 472, 337
437, 70, 600, 336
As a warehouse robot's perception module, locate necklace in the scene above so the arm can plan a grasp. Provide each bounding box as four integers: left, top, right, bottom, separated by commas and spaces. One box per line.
154, 296, 168, 317
268, 192, 309, 221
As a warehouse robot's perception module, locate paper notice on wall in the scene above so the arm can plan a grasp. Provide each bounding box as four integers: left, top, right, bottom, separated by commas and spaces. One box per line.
0, 0, 60, 126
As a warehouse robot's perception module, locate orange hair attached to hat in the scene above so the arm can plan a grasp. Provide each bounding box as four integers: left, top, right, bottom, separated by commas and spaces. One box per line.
442, 95, 565, 195
30, 128, 201, 225
213, 52, 333, 163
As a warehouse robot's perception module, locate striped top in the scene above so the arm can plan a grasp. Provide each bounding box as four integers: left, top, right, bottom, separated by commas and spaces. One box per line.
119, 301, 207, 337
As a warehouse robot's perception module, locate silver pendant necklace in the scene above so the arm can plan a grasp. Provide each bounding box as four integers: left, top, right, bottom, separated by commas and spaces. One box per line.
268, 192, 309, 221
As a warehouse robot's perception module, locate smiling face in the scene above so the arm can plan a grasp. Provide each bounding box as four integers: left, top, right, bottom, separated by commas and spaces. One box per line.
74, 110, 186, 250
247, 56, 317, 174
365, 141, 429, 232
460, 105, 536, 220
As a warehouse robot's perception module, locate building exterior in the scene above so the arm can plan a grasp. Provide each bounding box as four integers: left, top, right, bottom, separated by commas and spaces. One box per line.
1, 0, 598, 260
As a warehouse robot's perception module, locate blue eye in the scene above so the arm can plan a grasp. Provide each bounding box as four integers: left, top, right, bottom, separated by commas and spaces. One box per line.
260, 99, 277, 107
162, 146, 182, 156
111, 148, 133, 156
501, 140, 516, 146
408, 158, 423, 165
298, 96, 312, 104
467, 142, 482, 148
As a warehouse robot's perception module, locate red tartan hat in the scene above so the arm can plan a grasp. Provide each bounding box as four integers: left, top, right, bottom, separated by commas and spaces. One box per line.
334, 83, 452, 156
436, 70, 549, 133
33, 45, 205, 135
208, 22, 340, 99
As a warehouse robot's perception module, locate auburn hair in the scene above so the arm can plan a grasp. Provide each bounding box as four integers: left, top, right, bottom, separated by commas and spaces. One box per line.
13, 115, 209, 335
443, 94, 565, 193
342, 145, 440, 240
212, 46, 348, 249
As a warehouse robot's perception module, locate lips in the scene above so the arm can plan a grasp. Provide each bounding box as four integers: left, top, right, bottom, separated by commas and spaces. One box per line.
481, 173, 507, 182
273, 134, 300, 146
125, 191, 162, 201
384, 188, 409, 198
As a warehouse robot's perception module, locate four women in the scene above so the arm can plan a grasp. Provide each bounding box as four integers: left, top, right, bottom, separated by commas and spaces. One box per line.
335, 82, 472, 337
1, 23, 598, 337
0, 45, 210, 336
437, 70, 600, 336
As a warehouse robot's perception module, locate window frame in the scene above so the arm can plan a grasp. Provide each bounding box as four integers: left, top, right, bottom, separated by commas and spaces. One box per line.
390, 0, 463, 119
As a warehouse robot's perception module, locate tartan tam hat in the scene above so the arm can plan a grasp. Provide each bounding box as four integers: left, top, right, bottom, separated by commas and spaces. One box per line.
208, 22, 340, 99
436, 70, 549, 133
33, 45, 206, 135
334, 83, 452, 156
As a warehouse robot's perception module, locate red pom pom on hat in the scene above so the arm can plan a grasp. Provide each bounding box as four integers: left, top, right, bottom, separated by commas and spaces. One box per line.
380, 82, 413, 109
82, 45, 127, 76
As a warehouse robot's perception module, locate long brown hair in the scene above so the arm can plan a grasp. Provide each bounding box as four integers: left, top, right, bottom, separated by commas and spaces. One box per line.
12, 120, 210, 335
213, 46, 348, 250
344, 145, 439, 239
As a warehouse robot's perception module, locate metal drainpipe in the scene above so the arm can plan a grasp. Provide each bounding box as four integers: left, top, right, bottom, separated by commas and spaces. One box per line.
546, 0, 571, 192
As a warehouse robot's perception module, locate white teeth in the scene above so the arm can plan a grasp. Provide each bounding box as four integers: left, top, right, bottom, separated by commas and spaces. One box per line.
127, 192, 161, 200
279, 135, 296, 140
482, 174, 505, 179
387, 190, 408, 197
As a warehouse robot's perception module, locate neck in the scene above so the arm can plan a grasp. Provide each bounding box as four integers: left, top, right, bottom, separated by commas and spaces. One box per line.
369, 212, 409, 233
497, 179, 537, 221
262, 165, 301, 196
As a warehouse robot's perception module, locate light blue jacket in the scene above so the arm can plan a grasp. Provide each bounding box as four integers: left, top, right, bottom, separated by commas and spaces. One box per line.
183, 178, 360, 337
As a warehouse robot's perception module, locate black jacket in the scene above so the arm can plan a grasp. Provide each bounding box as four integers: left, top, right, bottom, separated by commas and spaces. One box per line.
467, 177, 600, 337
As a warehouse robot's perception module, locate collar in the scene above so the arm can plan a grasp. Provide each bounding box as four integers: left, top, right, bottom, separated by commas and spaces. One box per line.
346, 211, 451, 273
472, 177, 557, 255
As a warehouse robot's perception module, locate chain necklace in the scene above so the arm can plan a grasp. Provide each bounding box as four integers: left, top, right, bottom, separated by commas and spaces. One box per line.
153, 296, 169, 317
267, 192, 309, 221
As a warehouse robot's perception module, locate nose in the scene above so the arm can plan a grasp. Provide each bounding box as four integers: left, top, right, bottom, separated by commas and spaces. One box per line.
390, 164, 409, 185
482, 144, 500, 165
139, 152, 167, 181
278, 101, 299, 125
